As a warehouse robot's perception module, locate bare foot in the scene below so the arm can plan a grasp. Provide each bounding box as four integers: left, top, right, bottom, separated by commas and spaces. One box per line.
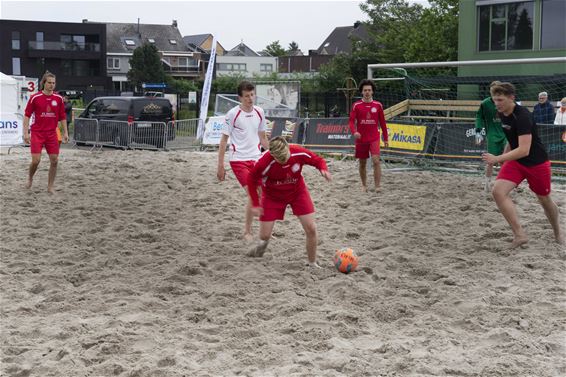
25, 180, 32, 189
361, 185, 368, 193
374, 186, 381, 193
510, 235, 528, 249
555, 234, 565, 246
306, 261, 321, 269
248, 240, 269, 258
47, 187, 55, 195
243, 233, 254, 242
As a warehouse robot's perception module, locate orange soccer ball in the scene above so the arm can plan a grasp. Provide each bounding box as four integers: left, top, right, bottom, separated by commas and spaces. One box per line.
333, 248, 358, 273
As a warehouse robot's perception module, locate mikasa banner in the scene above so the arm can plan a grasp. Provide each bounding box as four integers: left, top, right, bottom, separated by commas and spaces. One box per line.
0, 113, 23, 146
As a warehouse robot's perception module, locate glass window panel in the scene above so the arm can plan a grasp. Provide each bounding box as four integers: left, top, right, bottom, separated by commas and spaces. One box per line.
541, 0, 566, 49
12, 40, 20, 50
73, 60, 90, 76
478, 6, 490, 51
491, 20, 506, 50
36, 32, 44, 49
507, 2, 533, 50
492, 4, 506, 19
12, 58, 21, 75
61, 61, 72, 76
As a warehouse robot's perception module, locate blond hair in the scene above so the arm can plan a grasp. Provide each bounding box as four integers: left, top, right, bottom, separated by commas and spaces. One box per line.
40, 71, 56, 90
490, 81, 516, 97
269, 136, 290, 162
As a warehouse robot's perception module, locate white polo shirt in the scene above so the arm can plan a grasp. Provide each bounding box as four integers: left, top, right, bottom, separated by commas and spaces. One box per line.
222, 105, 266, 161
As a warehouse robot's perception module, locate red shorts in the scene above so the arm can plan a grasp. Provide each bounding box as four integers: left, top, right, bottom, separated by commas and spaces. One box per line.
355, 140, 380, 159
30, 131, 60, 155
497, 160, 551, 196
230, 160, 258, 187
260, 188, 315, 221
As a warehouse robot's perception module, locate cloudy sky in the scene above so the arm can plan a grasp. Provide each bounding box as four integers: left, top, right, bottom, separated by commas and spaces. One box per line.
1, 0, 429, 53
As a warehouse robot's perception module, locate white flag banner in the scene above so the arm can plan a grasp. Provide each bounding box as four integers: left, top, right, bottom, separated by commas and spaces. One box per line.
197, 36, 217, 140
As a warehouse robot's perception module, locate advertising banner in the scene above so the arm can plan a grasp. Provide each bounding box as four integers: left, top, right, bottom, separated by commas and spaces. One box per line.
386, 122, 429, 152
265, 117, 302, 140
540, 124, 566, 165
202, 116, 225, 145
303, 117, 353, 151
432, 123, 482, 160
0, 113, 23, 146
197, 36, 217, 140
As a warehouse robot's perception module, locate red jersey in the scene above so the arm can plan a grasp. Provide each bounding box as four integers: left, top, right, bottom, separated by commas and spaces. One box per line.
24, 92, 65, 133
348, 100, 388, 143
248, 145, 328, 207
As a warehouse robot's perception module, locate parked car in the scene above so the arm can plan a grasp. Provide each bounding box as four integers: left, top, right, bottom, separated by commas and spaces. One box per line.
75, 96, 174, 148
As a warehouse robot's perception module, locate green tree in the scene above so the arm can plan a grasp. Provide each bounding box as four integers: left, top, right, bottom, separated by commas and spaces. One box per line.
356, 0, 458, 78
127, 43, 166, 89
265, 41, 286, 57
287, 41, 300, 53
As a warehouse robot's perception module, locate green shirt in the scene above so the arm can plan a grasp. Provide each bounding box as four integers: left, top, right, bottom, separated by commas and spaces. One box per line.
475, 97, 506, 142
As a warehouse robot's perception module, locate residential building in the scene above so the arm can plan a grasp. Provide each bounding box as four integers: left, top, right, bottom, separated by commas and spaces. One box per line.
278, 52, 333, 76
183, 33, 225, 55
316, 21, 369, 55
0, 19, 110, 90
216, 42, 277, 77
103, 20, 204, 90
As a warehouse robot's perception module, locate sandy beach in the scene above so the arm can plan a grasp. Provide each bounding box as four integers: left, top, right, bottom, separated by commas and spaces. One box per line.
1, 147, 565, 376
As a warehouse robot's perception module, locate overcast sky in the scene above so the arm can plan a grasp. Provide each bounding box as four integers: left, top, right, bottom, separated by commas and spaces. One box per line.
1, 0, 429, 53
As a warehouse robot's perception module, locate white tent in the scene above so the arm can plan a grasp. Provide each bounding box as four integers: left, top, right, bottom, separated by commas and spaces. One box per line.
1, 72, 19, 113
1, 72, 24, 146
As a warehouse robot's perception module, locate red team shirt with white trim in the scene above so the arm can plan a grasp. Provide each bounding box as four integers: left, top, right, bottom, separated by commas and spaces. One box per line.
348, 100, 388, 143
222, 105, 266, 161
247, 144, 328, 207
24, 92, 66, 132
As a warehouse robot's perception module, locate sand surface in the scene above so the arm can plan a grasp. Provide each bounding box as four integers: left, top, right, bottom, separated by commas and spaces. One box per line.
1, 147, 565, 377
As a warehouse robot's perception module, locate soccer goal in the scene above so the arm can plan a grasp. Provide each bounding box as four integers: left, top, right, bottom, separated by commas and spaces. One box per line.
366, 58, 566, 176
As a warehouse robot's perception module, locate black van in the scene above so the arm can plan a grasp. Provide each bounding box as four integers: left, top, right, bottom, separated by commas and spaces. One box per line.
75, 96, 174, 148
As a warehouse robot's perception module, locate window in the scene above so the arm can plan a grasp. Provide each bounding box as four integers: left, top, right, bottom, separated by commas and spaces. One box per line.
541, 0, 566, 49
61, 34, 88, 50
260, 64, 273, 72
477, 2, 533, 51
169, 39, 177, 45
61, 60, 99, 76
148, 38, 155, 44
178, 57, 188, 67
12, 58, 21, 75
218, 63, 246, 72
125, 39, 136, 46
11, 31, 20, 50
36, 32, 44, 50
107, 57, 120, 70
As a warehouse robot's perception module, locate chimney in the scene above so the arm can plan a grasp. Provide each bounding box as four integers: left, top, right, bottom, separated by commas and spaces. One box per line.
354, 21, 361, 29
172, 20, 178, 27
82, 19, 88, 23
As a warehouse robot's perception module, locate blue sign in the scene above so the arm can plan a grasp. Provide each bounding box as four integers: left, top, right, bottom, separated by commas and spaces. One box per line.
142, 83, 167, 89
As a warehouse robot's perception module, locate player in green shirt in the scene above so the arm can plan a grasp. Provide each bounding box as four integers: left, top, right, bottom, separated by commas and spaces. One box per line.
475, 82, 508, 192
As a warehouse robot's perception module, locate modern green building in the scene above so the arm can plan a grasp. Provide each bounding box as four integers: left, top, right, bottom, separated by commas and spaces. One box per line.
456, 0, 565, 100
458, 0, 566, 76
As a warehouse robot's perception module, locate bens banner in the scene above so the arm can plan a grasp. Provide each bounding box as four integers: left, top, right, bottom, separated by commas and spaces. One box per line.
202, 116, 225, 145
0, 113, 23, 146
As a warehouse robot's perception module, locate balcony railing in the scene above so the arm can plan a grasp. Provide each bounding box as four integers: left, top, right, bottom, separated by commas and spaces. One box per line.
28, 41, 101, 52
163, 66, 200, 73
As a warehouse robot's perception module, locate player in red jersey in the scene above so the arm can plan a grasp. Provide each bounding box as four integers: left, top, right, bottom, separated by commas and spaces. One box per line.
23, 71, 68, 193
247, 136, 332, 267
349, 79, 389, 192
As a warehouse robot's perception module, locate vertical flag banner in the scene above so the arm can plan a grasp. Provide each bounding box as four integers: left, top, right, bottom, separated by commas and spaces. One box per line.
197, 37, 217, 140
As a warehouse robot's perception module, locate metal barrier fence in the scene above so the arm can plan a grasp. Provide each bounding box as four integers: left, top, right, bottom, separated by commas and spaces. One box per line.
73, 118, 201, 150
165, 119, 202, 150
